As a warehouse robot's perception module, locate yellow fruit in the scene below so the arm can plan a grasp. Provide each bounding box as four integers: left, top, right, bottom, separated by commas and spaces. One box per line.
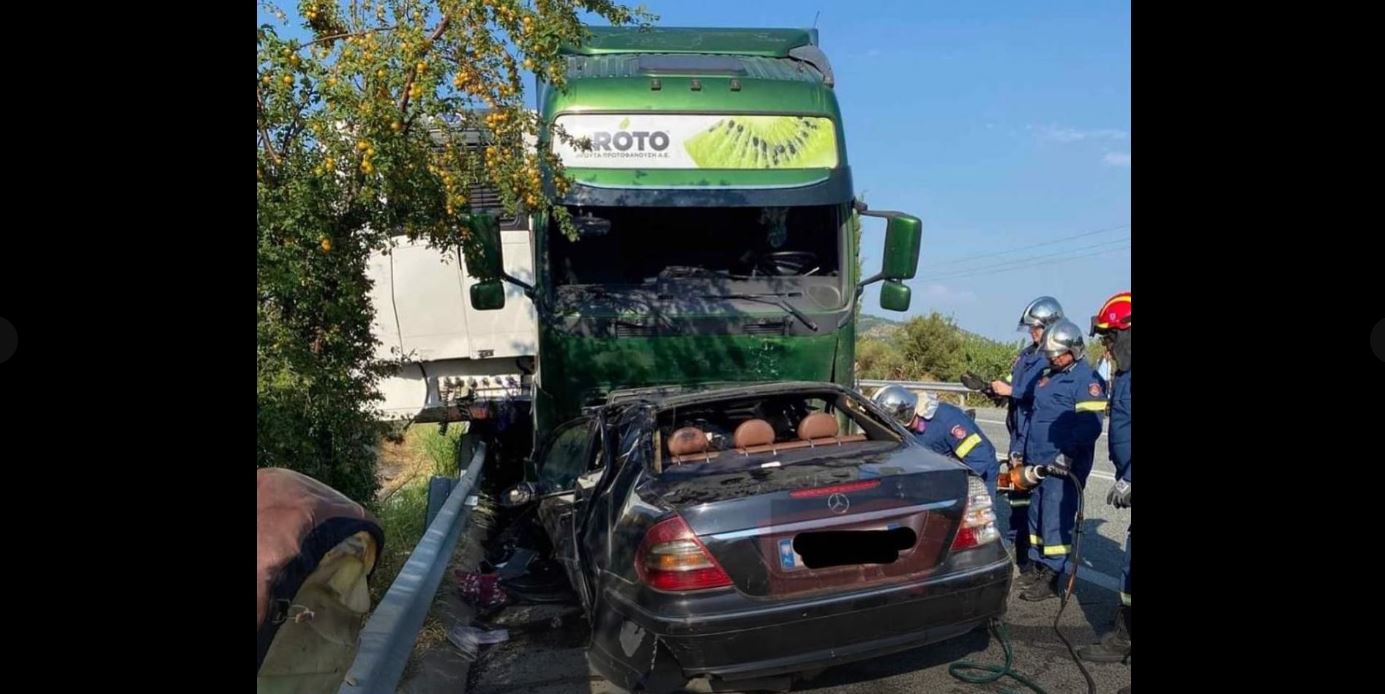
282, 74, 294, 85
320, 237, 332, 252
357, 141, 370, 151
391, 121, 403, 132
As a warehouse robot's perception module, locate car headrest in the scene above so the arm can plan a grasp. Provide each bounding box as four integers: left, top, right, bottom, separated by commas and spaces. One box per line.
797, 412, 840, 440
668, 427, 709, 457
733, 419, 775, 449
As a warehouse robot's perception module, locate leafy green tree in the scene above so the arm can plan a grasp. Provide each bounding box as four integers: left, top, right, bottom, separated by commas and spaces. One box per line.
257, 0, 653, 501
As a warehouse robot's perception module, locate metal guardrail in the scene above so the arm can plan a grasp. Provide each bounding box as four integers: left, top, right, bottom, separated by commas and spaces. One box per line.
855, 379, 972, 394
338, 440, 488, 694
855, 379, 981, 407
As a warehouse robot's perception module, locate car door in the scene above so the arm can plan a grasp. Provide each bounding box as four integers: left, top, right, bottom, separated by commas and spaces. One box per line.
534, 416, 602, 609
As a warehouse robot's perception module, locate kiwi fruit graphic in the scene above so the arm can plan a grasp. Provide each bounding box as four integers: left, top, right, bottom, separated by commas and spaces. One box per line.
683, 116, 836, 168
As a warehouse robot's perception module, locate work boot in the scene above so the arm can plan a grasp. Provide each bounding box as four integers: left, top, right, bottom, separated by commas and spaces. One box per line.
1077, 606, 1132, 663
1019, 562, 1058, 601
1018, 566, 1059, 601
1014, 563, 1044, 589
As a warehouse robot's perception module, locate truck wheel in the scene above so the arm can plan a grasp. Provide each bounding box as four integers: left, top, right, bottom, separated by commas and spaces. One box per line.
425, 475, 456, 527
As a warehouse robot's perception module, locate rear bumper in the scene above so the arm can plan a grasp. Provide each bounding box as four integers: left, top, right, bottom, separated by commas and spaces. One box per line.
593, 553, 1011, 682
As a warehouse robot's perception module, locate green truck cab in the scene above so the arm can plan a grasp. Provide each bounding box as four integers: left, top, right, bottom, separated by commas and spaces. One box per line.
468, 27, 922, 456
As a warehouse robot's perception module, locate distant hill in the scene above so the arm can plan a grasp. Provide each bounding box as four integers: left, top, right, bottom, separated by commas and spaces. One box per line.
858, 314, 905, 339
858, 314, 1015, 346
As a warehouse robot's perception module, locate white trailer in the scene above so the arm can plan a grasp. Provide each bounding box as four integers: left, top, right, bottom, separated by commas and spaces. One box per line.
366, 215, 536, 421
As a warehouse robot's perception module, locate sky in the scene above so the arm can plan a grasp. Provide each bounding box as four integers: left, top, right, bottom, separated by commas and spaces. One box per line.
260, 1, 1131, 342
630, 1, 1131, 340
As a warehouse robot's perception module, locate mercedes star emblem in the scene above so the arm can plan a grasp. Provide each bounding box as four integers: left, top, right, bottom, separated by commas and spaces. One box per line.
827, 493, 850, 514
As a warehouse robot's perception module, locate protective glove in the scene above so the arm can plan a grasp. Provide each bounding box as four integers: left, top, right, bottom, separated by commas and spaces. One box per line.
1107, 479, 1131, 508
1047, 454, 1072, 478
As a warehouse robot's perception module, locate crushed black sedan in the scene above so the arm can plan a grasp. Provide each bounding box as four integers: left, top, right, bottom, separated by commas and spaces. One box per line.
501, 381, 1012, 693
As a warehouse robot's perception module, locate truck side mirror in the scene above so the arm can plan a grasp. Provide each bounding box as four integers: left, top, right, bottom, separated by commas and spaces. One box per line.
880, 215, 922, 281
464, 212, 507, 312
878, 279, 911, 312
470, 280, 506, 311
855, 208, 922, 307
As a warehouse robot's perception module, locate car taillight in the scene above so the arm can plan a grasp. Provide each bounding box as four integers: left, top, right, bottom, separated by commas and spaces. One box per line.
635, 515, 733, 592
951, 477, 1000, 552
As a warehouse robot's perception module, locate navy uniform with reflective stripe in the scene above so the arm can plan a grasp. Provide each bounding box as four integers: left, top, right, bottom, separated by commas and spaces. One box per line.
914, 403, 1000, 494
1006, 344, 1048, 456
1004, 344, 1048, 564
1024, 360, 1107, 575
1109, 367, 1131, 606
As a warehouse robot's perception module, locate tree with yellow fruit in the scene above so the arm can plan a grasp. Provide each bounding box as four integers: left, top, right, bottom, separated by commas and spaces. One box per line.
257, 0, 653, 502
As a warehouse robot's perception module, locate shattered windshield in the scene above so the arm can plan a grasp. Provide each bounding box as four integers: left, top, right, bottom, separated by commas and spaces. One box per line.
549, 204, 842, 288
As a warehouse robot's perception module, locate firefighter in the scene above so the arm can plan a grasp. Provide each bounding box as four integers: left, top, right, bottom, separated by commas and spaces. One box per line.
1079, 291, 1132, 664
1017, 318, 1107, 602
990, 297, 1065, 577
871, 385, 1000, 500
908, 390, 1000, 498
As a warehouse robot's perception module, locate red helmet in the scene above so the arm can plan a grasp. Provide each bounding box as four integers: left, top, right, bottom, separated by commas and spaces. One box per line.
1091, 291, 1131, 335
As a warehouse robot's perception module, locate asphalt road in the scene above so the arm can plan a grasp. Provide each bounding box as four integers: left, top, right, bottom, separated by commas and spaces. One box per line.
456, 408, 1132, 694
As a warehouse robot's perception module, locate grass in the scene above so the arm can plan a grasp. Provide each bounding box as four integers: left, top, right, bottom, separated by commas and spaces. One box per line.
366, 423, 499, 682
368, 422, 466, 605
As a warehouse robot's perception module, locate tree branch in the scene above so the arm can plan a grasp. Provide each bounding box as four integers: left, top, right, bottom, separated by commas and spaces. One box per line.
302, 25, 397, 50
398, 16, 451, 120
257, 88, 282, 168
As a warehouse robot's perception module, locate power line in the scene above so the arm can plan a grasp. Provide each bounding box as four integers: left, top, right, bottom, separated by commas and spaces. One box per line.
918, 223, 1131, 269
924, 243, 1131, 282
926, 242, 1131, 281
923, 236, 1131, 280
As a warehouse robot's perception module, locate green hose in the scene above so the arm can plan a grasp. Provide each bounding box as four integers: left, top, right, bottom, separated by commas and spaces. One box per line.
950, 471, 1098, 694
947, 620, 1050, 694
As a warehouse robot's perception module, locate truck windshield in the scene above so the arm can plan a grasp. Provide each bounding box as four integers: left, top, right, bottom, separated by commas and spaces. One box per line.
549, 205, 842, 288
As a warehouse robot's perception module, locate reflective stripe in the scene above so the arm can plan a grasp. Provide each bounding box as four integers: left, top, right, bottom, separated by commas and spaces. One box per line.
1075, 401, 1107, 412
1029, 534, 1044, 546
1042, 544, 1071, 556
1009, 498, 1030, 507
956, 433, 983, 458
1120, 592, 1131, 606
